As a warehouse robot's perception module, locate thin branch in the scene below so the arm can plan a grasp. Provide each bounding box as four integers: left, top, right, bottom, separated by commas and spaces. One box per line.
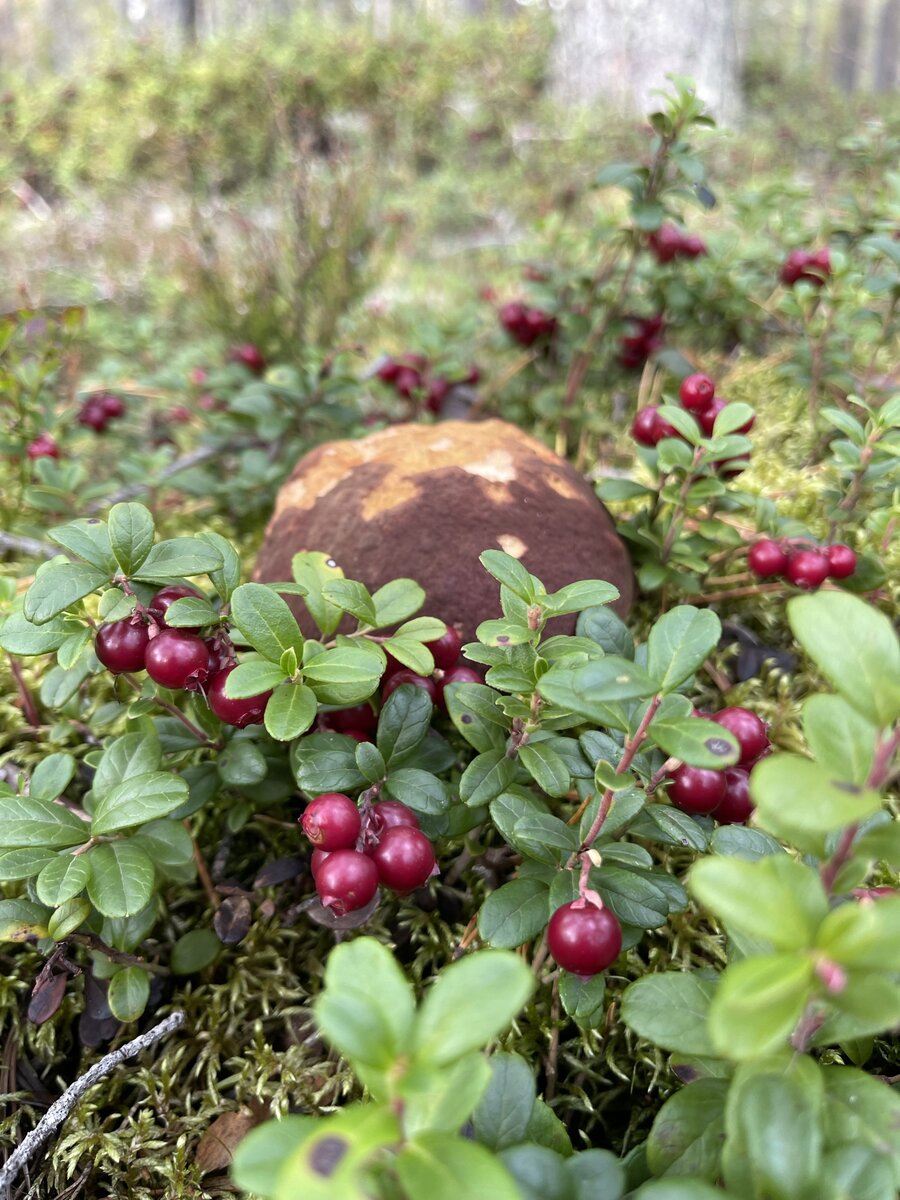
0, 1011, 185, 1198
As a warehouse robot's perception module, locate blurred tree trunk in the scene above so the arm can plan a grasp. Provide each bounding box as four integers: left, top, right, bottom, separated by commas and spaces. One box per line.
834, 0, 866, 90
179, 0, 198, 45
873, 0, 899, 89
551, 0, 742, 124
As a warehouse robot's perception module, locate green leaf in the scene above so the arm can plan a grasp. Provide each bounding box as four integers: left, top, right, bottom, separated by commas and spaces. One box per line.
657, 406, 702, 444
751, 754, 883, 839
576, 606, 635, 658
223, 658, 286, 698
459, 749, 517, 807
303, 640, 385, 706
0, 794, 89, 849
218, 739, 268, 787
445, 682, 509, 754
820, 1145, 896, 1200
814, 896, 900, 969
709, 825, 785, 860
595, 160, 641, 187
543, 580, 620, 616
511, 813, 579, 865
384, 768, 450, 816
232, 1117, 318, 1197
0, 610, 75, 655
90, 771, 189, 836
292, 732, 365, 795
621, 973, 718, 1055
394, 616, 449, 643
526, 1100, 573, 1158
518, 741, 571, 796
647, 1079, 729, 1179
355, 740, 386, 784
48, 517, 116, 572
476, 618, 536, 648
413, 950, 534, 1066
231, 582, 304, 664
480, 550, 536, 601
712, 403, 755, 438
47, 896, 91, 940
29, 752, 76, 802
290, 551, 346, 637
472, 1053, 536, 1151
171, 928, 220, 974
648, 715, 739, 768
813, 973, 900, 1044
98, 588, 133, 621
399, 1054, 492, 1139
198, 531, 241, 603
107, 965, 150, 1022
381, 636, 434, 675
274, 1105, 399, 1200
821, 1067, 900, 1186
107, 503, 155, 575
86, 842, 155, 917
729, 1072, 822, 1200
163, 595, 219, 628
92, 733, 162, 800
130, 819, 194, 867
131, 537, 224, 581
0, 847, 57, 881
558, 970, 609, 1026
594, 866, 670, 928
315, 938, 416, 1070
634, 1183, 729, 1200
370, 578, 426, 628
264, 683, 317, 741
567, 1149, 624, 1200
646, 607, 721, 693
0, 898, 52, 941
319, 579, 376, 627
24, 561, 110, 624
628, 806, 709, 851
478, 878, 551, 949
538, 657, 656, 720
709, 954, 813, 1058
690, 855, 827, 950
498, 1144, 572, 1200
377, 685, 434, 767
788, 592, 900, 727
35, 853, 91, 905
397, 1132, 522, 1200
802, 695, 876, 786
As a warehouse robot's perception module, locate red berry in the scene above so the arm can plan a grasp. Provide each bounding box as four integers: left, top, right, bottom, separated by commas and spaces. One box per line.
26, 435, 60, 460
302, 793, 361, 851
95, 619, 150, 674
426, 624, 464, 670
713, 767, 754, 825
382, 670, 439, 706
229, 343, 266, 374
342, 729, 371, 743
207, 666, 271, 727
394, 366, 422, 398
148, 584, 204, 628
547, 900, 622, 977
679, 373, 716, 412
144, 629, 210, 691
315, 849, 378, 915
369, 825, 436, 893
98, 393, 125, 419
698, 396, 728, 437
438, 665, 483, 711
322, 703, 377, 735
711, 707, 770, 767
367, 800, 420, 840
310, 848, 331, 878
77, 402, 109, 432
780, 250, 809, 286
649, 223, 684, 264
786, 550, 830, 590
748, 540, 789, 579
825, 543, 857, 580
631, 406, 663, 447
682, 234, 707, 258
376, 358, 401, 383
425, 377, 451, 414
668, 765, 727, 814
189, 367, 208, 386
166, 405, 192, 424
805, 248, 831, 283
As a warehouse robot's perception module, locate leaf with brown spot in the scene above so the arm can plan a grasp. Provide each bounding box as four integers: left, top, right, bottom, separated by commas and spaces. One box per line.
213, 895, 252, 945
195, 1110, 259, 1175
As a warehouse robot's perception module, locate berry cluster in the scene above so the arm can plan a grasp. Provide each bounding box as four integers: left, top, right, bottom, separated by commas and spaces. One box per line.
26, 433, 60, 460
648, 222, 707, 264
77, 391, 126, 434
302, 793, 437, 915
547, 898, 623, 979
631, 372, 753, 475
376, 354, 480, 414
779, 248, 831, 287
94, 584, 271, 728
499, 301, 558, 347
227, 343, 267, 375
379, 623, 481, 713
666, 706, 771, 824
617, 314, 665, 369
748, 539, 857, 589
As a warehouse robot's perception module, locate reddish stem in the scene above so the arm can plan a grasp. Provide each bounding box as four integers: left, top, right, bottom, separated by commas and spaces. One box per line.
579, 694, 663, 850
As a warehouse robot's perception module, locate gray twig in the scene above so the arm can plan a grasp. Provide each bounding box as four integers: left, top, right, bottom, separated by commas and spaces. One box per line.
85, 444, 222, 510
0, 1010, 185, 1198
0, 533, 57, 560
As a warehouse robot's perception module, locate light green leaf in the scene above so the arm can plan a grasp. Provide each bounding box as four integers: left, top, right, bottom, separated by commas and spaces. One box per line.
709, 954, 813, 1058
132, 537, 224, 581
478, 878, 551, 949
648, 715, 739, 768
689, 855, 827, 950
321, 579, 377, 626
370, 578, 426, 628
198, 531, 242, 603
0, 794, 89, 849
223, 658, 286, 697
459, 748, 517, 808
24, 561, 110, 624
107, 503, 155, 575
29, 752, 76, 802
384, 768, 450, 815
86, 842, 155, 917
0, 846, 57, 881
107, 965, 151, 1022
397, 1132, 522, 1200
264, 682, 317, 741
518, 741, 571, 796
92, 733, 162, 800
302, 639, 385, 706
48, 518, 116, 572
646, 607, 721, 693
35, 852, 91, 905
231, 582, 304, 663
751, 754, 883, 838
163, 595, 219, 628
802, 694, 876, 786
479, 550, 536, 601
91, 771, 189, 836
621, 973, 718, 1055
0, 898, 52, 941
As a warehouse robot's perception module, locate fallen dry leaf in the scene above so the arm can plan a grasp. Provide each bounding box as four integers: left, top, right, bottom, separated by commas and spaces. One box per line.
195, 1109, 258, 1174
